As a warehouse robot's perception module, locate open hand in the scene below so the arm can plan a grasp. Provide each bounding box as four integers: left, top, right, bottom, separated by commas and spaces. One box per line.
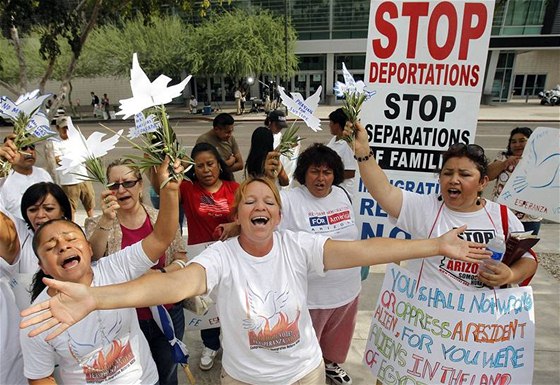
437, 225, 491, 263
20, 278, 96, 341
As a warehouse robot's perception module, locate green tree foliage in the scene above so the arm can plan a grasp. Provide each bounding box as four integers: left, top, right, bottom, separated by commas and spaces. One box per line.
191, 9, 298, 79
75, 16, 197, 79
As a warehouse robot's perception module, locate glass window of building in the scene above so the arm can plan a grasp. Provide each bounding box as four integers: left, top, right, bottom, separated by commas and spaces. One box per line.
492, 0, 547, 35
513, 74, 547, 97
332, 0, 369, 39
492, 52, 516, 102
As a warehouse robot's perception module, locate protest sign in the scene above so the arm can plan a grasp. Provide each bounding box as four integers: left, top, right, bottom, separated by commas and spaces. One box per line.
497, 127, 560, 223
354, 0, 495, 239
184, 305, 220, 331
364, 264, 535, 385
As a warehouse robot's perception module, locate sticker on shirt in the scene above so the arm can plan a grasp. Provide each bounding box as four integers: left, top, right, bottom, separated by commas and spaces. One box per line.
243, 284, 301, 351
437, 228, 498, 288
199, 195, 230, 217
307, 206, 354, 233
67, 314, 136, 383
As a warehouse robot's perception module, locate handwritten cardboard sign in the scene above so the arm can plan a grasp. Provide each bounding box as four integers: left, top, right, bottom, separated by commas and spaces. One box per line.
364, 264, 535, 384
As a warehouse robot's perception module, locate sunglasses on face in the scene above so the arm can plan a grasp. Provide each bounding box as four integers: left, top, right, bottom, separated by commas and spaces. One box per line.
107, 179, 141, 190
20, 144, 36, 151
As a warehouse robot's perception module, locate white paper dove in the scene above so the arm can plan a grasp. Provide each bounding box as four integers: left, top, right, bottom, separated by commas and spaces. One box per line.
26, 112, 55, 138
57, 118, 123, 175
117, 53, 192, 119
333, 62, 376, 100
0, 90, 51, 120
128, 112, 161, 139
277, 85, 322, 132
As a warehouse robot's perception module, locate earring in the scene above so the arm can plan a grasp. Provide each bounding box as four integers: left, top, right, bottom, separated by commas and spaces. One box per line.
437, 195, 442, 201
476, 195, 481, 206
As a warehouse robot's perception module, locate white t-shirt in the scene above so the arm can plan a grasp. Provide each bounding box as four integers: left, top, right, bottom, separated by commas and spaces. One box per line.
0, 208, 37, 310
0, 167, 52, 219
20, 242, 158, 385
0, 259, 27, 385
393, 192, 532, 291
192, 231, 326, 385
52, 139, 88, 185
273, 131, 300, 189
279, 186, 360, 308
326, 136, 357, 199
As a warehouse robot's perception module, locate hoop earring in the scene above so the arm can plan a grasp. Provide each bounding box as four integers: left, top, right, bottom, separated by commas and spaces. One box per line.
437, 195, 442, 201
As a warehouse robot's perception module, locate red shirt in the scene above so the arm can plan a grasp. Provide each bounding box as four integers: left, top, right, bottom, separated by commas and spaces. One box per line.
180, 180, 239, 245
121, 214, 169, 320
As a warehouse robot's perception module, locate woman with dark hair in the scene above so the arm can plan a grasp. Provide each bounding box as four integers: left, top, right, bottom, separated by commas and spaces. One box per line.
487, 127, 541, 234
327, 108, 357, 198
346, 121, 537, 291
245, 127, 289, 186
1, 182, 71, 278
19, 159, 183, 385
84, 159, 187, 385
22, 177, 489, 385
156, 142, 239, 371
279, 143, 357, 384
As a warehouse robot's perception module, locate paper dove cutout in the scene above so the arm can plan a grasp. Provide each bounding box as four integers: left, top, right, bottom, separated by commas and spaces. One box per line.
334, 62, 376, 100
57, 117, 123, 174
0, 89, 51, 120
277, 85, 322, 132
128, 112, 162, 139
26, 112, 55, 138
117, 53, 192, 119
511, 137, 560, 193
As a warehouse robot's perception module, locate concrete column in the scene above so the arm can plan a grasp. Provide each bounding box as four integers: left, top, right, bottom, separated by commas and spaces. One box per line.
326, 52, 335, 105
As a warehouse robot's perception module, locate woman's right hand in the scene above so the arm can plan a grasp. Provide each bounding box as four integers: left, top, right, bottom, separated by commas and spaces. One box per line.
504, 155, 521, 170
100, 190, 119, 221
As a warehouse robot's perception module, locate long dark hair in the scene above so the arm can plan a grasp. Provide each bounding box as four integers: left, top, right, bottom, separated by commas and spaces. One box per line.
30, 218, 88, 301
506, 127, 533, 156
245, 127, 274, 178
186, 142, 234, 181
21, 182, 73, 230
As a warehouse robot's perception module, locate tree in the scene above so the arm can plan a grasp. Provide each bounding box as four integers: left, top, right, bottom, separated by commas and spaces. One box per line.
190, 9, 298, 82
75, 15, 198, 79
0, 0, 216, 117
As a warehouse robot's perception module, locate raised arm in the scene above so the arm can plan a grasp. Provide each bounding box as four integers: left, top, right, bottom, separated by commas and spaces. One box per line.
0, 211, 20, 264
141, 158, 181, 262
21, 263, 208, 340
323, 225, 490, 270
85, 190, 118, 260
344, 121, 403, 218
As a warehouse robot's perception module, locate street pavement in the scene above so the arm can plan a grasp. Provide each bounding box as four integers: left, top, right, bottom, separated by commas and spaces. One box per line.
22, 100, 560, 384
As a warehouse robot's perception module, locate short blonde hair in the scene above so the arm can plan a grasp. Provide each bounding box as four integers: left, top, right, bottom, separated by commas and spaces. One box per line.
232, 177, 282, 218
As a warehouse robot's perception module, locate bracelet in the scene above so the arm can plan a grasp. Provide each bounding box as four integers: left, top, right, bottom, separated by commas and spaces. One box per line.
172, 260, 188, 269
354, 149, 374, 163
159, 268, 167, 273
98, 224, 112, 231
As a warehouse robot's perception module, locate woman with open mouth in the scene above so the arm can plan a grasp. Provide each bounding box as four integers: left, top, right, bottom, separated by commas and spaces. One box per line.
345, 121, 537, 290
84, 159, 187, 385
19, 158, 182, 385
21, 177, 489, 385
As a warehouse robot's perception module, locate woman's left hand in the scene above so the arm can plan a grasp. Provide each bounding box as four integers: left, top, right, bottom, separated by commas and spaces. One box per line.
437, 225, 492, 263
478, 260, 514, 287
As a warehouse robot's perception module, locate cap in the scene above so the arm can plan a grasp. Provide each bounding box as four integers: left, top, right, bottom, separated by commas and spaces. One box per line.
56, 116, 70, 128
267, 110, 287, 128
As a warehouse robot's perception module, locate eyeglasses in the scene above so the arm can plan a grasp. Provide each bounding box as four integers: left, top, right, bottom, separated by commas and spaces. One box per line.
447, 143, 485, 157
107, 179, 141, 190
20, 144, 36, 151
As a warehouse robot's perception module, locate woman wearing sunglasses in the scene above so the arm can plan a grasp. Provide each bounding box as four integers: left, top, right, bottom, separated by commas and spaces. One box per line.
84, 159, 187, 385
346, 122, 537, 290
